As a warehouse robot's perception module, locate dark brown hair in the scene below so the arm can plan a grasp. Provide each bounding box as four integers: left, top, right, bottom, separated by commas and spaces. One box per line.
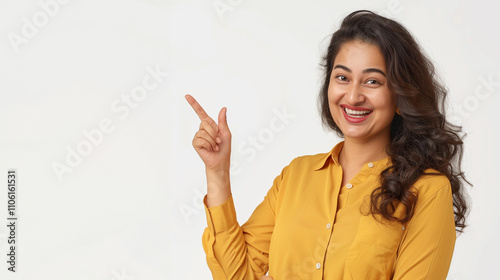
318, 10, 470, 232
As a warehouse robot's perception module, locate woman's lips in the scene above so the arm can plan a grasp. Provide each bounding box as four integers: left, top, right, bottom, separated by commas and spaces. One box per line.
341, 105, 373, 123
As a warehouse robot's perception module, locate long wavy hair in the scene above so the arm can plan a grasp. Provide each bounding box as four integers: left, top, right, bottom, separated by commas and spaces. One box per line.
318, 10, 470, 232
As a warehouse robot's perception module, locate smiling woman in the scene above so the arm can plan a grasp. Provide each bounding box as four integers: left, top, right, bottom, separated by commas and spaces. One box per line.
329, 41, 396, 152
187, 10, 470, 280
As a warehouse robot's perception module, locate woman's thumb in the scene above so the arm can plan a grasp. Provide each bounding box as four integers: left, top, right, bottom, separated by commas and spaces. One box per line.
218, 107, 230, 133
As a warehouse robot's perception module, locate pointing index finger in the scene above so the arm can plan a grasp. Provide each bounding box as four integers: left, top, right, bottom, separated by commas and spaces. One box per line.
185, 94, 211, 121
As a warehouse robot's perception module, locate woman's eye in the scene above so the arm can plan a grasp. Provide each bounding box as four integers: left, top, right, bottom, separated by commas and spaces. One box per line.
336, 75, 348, 82
366, 79, 380, 85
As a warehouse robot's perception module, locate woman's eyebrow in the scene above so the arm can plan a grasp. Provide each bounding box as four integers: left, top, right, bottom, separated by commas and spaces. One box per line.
363, 68, 386, 77
333, 64, 351, 72
333, 64, 386, 77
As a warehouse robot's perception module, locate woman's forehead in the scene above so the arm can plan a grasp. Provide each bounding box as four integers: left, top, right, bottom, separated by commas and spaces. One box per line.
334, 41, 387, 73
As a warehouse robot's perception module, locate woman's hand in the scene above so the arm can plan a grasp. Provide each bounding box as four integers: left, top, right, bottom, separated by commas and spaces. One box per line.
185, 94, 232, 207
259, 276, 274, 280
185, 94, 231, 171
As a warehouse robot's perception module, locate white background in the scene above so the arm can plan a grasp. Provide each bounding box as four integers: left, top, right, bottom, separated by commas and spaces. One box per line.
0, 0, 499, 279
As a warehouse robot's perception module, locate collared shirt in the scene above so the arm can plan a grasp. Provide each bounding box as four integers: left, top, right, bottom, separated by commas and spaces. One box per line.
202, 141, 456, 280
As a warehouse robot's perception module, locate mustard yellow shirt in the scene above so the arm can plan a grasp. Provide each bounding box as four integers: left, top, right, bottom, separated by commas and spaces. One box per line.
202, 141, 456, 279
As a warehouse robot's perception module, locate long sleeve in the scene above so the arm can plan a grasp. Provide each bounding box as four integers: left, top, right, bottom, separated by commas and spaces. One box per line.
392, 179, 457, 280
201, 165, 287, 280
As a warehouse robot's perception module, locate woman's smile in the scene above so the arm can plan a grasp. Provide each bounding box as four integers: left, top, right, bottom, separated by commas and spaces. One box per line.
341, 104, 373, 123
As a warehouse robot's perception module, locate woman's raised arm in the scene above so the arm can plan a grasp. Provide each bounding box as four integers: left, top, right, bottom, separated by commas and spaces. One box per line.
185, 94, 232, 208
186, 95, 275, 279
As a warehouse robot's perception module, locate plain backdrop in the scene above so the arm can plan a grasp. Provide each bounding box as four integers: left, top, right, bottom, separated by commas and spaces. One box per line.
0, 0, 499, 279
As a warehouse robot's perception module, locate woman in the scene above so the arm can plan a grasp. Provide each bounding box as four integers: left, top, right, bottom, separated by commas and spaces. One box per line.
186, 10, 470, 280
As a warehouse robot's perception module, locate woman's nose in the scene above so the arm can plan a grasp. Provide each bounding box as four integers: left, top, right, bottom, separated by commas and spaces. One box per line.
345, 83, 365, 105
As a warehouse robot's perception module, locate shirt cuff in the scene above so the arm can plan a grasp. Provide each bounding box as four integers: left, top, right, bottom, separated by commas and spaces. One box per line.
204, 194, 238, 234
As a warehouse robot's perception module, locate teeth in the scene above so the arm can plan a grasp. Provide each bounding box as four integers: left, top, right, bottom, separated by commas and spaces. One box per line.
345, 107, 372, 117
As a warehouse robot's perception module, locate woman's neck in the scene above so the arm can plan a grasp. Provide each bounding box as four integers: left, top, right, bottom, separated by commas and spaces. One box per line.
339, 136, 390, 169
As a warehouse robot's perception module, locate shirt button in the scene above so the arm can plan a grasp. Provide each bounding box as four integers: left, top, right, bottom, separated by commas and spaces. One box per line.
368, 162, 374, 168
326, 223, 331, 229
346, 183, 353, 189
316, 263, 321, 269
402, 226, 405, 230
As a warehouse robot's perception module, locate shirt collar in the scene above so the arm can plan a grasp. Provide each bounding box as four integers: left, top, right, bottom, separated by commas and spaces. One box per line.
313, 141, 343, 171
313, 141, 392, 173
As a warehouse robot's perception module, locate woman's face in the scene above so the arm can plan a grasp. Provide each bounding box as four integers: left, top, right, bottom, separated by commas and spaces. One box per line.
328, 40, 396, 143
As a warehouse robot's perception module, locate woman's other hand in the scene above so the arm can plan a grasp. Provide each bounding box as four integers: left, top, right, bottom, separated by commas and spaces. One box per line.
260, 276, 274, 280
